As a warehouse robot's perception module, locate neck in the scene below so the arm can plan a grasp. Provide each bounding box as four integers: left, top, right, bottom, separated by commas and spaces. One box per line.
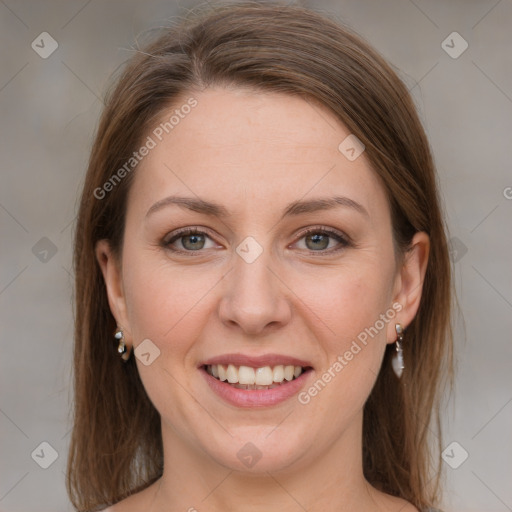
150, 412, 384, 512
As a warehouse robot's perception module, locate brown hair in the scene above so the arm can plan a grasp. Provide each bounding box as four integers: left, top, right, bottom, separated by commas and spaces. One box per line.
66, 1, 454, 510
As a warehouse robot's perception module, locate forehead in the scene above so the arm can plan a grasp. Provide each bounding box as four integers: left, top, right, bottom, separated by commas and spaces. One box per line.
127, 87, 388, 222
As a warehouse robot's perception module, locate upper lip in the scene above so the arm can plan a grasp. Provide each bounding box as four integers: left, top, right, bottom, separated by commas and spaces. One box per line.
200, 353, 313, 369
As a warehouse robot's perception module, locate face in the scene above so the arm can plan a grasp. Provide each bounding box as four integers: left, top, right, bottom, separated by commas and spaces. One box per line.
98, 87, 427, 476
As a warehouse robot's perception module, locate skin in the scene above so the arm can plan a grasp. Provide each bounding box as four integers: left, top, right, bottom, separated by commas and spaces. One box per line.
97, 87, 429, 512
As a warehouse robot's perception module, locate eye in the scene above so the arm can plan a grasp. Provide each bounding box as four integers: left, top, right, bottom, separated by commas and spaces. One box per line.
293, 227, 351, 254
164, 228, 218, 253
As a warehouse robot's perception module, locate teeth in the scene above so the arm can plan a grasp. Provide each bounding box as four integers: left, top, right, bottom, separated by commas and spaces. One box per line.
255, 366, 273, 385
238, 366, 255, 385
217, 364, 227, 381
284, 365, 294, 381
206, 363, 305, 385
273, 365, 284, 383
226, 364, 238, 384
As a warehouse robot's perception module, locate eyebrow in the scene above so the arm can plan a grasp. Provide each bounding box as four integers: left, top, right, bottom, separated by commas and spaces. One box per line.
145, 194, 369, 220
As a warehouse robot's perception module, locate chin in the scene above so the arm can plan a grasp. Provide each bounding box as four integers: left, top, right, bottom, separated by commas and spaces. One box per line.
200, 427, 310, 474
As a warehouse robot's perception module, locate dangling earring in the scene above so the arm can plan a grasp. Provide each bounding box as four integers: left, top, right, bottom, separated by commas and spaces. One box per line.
114, 327, 131, 362
391, 323, 404, 378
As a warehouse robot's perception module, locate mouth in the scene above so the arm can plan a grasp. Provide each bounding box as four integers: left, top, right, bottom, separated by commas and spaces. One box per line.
201, 363, 314, 390
198, 353, 315, 407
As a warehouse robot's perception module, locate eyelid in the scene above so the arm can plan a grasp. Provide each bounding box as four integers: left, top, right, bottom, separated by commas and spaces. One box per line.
293, 225, 352, 245
290, 226, 351, 254
162, 226, 214, 244
162, 226, 220, 253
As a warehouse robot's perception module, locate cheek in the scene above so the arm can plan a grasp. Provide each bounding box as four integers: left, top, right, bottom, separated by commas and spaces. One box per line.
122, 251, 218, 348
121, 256, 215, 420
298, 266, 393, 342
296, 265, 394, 399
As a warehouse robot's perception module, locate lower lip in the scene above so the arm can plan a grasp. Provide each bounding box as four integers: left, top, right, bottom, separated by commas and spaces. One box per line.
200, 367, 313, 408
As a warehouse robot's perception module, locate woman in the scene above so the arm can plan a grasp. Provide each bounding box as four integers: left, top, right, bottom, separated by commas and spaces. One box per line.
66, 2, 454, 511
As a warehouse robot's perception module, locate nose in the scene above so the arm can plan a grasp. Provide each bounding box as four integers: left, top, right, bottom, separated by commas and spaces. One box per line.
218, 248, 292, 336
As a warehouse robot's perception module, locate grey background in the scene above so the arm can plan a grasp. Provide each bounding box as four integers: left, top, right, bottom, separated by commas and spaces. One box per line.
1, 0, 511, 511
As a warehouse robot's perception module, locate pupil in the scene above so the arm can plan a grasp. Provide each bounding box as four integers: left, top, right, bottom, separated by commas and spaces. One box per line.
308, 234, 328, 250
184, 234, 204, 250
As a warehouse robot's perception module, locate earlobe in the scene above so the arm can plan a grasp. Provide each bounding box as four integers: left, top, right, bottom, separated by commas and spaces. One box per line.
388, 231, 430, 342
95, 240, 130, 337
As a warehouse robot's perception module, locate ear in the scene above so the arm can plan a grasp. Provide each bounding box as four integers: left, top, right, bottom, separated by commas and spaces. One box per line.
95, 240, 132, 344
387, 231, 430, 343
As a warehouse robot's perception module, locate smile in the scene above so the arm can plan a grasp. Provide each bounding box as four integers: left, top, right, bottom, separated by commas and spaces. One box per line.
201, 364, 314, 407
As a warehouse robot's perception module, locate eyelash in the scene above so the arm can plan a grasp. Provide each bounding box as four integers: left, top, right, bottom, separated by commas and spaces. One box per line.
163, 226, 351, 256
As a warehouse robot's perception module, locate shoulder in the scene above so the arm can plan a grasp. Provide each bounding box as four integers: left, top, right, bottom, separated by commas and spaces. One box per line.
100, 499, 134, 512
415, 506, 445, 512
99, 482, 158, 512
371, 489, 421, 512
397, 502, 421, 512
379, 497, 445, 512
100, 496, 139, 512
102, 505, 125, 512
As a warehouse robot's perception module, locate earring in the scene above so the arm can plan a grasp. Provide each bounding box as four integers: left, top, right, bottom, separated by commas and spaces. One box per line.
391, 323, 404, 378
114, 327, 131, 362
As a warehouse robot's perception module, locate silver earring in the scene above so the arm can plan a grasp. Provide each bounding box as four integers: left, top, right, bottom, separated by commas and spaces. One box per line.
391, 323, 404, 378
114, 328, 131, 362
